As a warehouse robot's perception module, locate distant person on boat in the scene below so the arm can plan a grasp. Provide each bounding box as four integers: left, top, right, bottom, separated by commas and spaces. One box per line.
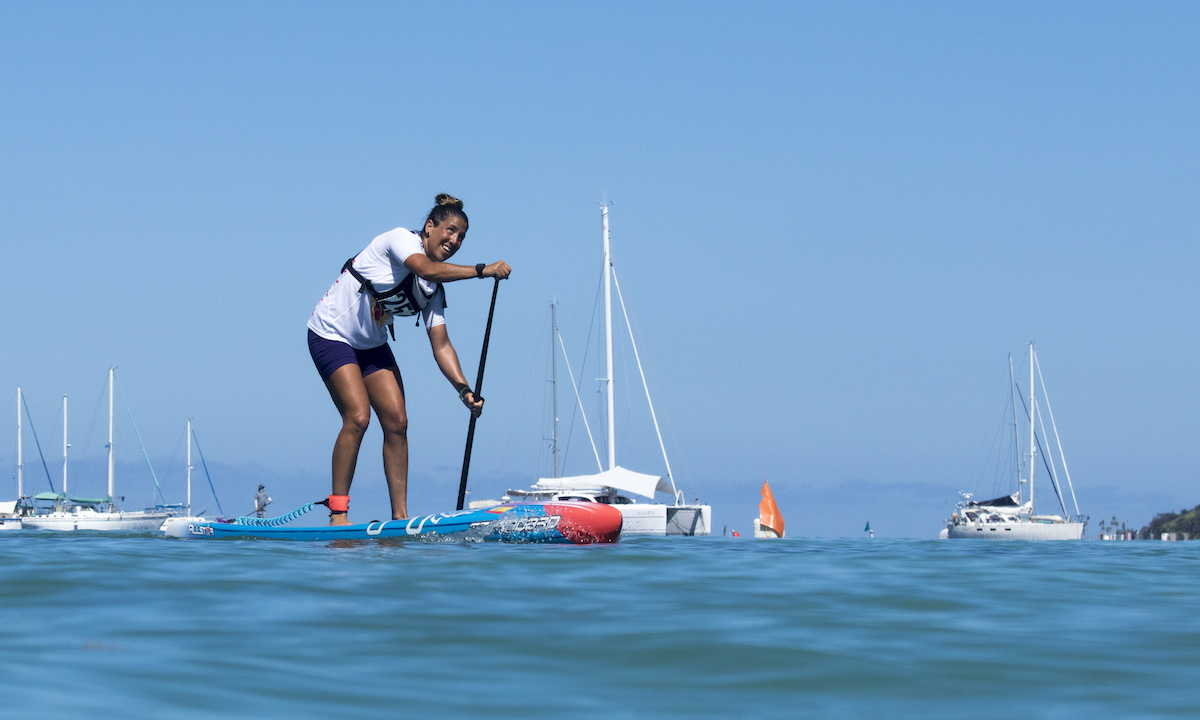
255, 484, 272, 518
307, 194, 511, 526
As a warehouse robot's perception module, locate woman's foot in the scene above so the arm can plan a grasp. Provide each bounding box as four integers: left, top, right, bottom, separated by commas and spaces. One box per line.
329, 512, 351, 527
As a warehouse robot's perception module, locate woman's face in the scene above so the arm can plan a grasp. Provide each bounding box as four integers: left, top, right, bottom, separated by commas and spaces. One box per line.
424, 216, 467, 261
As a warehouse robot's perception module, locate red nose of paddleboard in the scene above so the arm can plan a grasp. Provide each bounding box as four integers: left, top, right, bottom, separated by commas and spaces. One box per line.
546, 503, 623, 544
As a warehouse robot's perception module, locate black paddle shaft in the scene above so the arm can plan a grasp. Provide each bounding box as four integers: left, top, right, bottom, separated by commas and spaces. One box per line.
456, 277, 501, 510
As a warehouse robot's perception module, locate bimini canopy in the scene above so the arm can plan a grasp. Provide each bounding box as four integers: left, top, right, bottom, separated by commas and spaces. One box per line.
535, 466, 672, 499
69, 496, 111, 505
968, 493, 1021, 508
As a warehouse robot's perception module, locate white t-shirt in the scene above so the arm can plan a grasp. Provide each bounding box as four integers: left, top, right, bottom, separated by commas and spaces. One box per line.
308, 227, 447, 349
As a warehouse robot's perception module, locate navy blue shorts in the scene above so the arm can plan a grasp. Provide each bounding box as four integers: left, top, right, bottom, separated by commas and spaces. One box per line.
308, 329, 397, 382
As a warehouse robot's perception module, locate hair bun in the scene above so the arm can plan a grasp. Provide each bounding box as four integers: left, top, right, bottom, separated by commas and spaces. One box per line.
434, 193, 463, 209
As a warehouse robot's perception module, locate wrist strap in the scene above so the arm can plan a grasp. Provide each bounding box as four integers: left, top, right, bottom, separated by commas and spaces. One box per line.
458, 386, 472, 401
475, 263, 486, 278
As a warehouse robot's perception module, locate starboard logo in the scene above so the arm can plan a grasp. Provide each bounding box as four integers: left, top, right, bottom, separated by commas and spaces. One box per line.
496, 514, 562, 533
188, 523, 215, 537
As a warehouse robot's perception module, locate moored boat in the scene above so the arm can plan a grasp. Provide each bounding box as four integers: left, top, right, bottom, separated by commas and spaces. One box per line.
942, 344, 1086, 540
22, 369, 176, 532
502, 205, 710, 536
752, 479, 784, 538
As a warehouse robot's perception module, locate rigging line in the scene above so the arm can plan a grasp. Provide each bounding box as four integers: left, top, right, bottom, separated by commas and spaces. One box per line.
611, 268, 677, 497
559, 330, 603, 472
1032, 397, 1068, 514
1033, 351, 1081, 517
582, 268, 603, 459
20, 393, 56, 493
1014, 382, 1067, 513
162, 424, 186, 491
560, 360, 587, 476
76, 377, 107, 482
190, 426, 225, 517
65, 368, 109, 398
973, 386, 1012, 499
115, 373, 167, 505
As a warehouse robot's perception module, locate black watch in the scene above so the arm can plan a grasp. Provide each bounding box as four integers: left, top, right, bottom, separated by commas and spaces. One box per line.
475, 263, 486, 278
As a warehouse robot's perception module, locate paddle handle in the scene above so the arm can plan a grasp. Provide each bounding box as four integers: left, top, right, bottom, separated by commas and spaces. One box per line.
457, 277, 501, 510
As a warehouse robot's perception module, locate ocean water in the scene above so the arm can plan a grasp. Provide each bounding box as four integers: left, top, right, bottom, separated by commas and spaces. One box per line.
0, 534, 1196, 719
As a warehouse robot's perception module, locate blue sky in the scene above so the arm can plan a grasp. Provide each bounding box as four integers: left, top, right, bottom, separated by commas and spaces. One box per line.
2, 2, 1197, 537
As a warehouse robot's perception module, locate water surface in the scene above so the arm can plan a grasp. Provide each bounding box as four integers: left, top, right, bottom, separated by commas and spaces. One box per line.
1, 534, 1194, 718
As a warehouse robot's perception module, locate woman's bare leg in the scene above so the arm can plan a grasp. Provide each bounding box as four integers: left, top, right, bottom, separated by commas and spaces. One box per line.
364, 366, 409, 520
324, 363, 372, 526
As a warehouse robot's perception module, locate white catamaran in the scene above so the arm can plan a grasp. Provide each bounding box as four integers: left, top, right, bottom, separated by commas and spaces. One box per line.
22, 368, 178, 532
941, 344, 1086, 540
503, 205, 711, 535
159, 419, 220, 535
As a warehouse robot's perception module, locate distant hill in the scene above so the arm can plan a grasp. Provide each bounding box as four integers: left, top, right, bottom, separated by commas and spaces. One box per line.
1146, 504, 1200, 539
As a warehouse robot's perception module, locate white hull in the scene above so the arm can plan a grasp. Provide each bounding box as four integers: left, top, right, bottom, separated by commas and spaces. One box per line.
614, 503, 712, 536
752, 518, 782, 538
945, 520, 1084, 540
0, 517, 24, 531
667, 504, 711, 536
23, 509, 175, 532
159, 516, 208, 537
616, 504, 666, 534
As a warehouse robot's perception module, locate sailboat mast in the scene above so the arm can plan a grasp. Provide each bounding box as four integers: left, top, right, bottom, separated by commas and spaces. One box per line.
62, 395, 68, 496
602, 204, 615, 471
16, 387, 22, 500
1028, 343, 1036, 510
107, 367, 115, 500
1009, 355, 1021, 504
551, 301, 561, 478
1034, 353, 1081, 518
186, 419, 193, 515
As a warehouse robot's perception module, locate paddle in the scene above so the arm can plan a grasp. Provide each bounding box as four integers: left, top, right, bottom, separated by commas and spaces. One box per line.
456, 277, 501, 510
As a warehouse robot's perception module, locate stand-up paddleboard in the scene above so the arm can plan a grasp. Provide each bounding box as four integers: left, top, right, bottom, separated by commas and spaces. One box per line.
164, 502, 622, 544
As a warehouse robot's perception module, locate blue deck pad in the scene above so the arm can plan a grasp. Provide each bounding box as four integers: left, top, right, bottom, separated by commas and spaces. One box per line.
179, 503, 617, 544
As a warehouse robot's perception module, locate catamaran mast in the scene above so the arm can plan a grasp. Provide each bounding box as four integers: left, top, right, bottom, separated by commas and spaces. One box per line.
62, 395, 68, 497
107, 367, 115, 500
1009, 355, 1021, 504
16, 387, 22, 500
1028, 342, 1036, 511
186, 419, 193, 515
602, 204, 615, 471
550, 301, 561, 478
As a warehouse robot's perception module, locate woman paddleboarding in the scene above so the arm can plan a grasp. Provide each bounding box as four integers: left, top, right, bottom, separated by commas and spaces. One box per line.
307, 194, 511, 525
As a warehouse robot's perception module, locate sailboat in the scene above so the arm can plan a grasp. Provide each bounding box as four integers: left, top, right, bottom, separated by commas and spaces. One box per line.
504, 205, 711, 536
159, 419, 219, 535
941, 344, 1087, 540
22, 368, 179, 532
752, 479, 784, 538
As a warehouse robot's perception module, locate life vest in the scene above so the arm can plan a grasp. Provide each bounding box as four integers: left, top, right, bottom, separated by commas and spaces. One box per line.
341, 257, 445, 337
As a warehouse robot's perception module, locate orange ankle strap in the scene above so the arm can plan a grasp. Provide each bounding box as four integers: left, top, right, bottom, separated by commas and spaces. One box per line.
328, 494, 349, 513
